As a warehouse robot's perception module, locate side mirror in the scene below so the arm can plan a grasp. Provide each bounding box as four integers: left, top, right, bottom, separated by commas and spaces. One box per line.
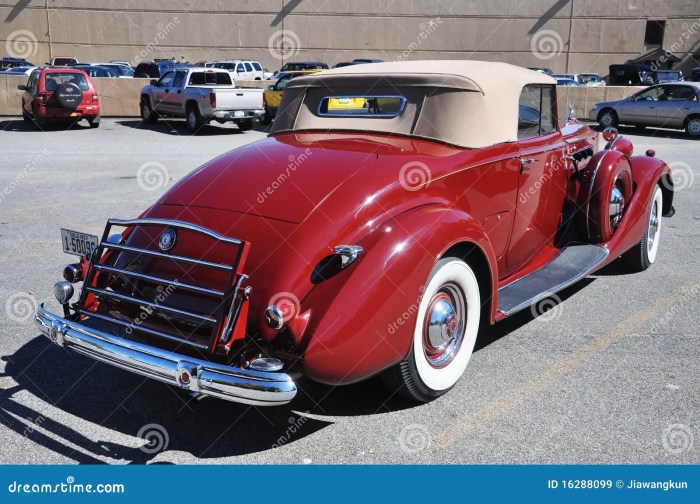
150, 79, 158, 86
17, 84, 27, 91
268, 85, 274, 91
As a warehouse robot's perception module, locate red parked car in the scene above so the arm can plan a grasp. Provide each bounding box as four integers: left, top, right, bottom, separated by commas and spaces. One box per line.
36, 61, 674, 406
18, 67, 100, 128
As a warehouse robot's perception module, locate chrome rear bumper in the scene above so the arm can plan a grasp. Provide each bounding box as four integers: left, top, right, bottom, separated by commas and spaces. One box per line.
35, 304, 297, 406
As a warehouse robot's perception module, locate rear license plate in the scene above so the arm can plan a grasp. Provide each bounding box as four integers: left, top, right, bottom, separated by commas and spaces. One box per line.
60, 228, 99, 256
234, 110, 244, 117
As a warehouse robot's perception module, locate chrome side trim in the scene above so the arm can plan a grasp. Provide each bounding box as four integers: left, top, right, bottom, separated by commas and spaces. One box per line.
108, 218, 242, 245
93, 264, 225, 297
36, 305, 297, 406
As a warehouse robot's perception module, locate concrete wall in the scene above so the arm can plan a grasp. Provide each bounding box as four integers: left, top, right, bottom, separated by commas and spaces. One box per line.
0, 73, 643, 120
1, 1, 699, 76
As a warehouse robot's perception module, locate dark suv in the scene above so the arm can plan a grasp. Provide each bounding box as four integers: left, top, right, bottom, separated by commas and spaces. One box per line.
134, 61, 178, 78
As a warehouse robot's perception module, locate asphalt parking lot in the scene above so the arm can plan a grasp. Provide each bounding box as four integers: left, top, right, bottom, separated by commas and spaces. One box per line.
0, 117, 698, 465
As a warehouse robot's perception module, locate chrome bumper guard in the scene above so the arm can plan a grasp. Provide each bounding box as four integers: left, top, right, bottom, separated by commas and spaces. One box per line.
35, 304, 297, 406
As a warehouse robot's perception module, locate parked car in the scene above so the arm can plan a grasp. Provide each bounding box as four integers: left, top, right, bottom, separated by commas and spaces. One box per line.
0, 56, 34, 71
608, 64, 654, 86
72, 64, 120, 78
139, 67, 264, 131
655, 69, 683, 83
91, 63, 135, 77
590, 82, 700, 137
277, 61, 328, 74
134, 61, 178, 78
527, 67, 554, 75
552, 73, 583, 84
206, 60, 266, 80
690, 67, 700, 82
49, 57, 78, 66
36, 61, 674, 407
0, 65, 36, 75
18, 67, 100, 128
333, 62, 357, 68
351, 58, 384, 64
260, 70, 322, 125
579, 73, 605, 86
555, 77, 581, 86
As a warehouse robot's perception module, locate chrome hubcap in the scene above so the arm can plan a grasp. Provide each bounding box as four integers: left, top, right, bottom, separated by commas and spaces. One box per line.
648, 199, 659, 252
601, 113, 613, 127
609, 179, 625, 231
422, 283, 466, 368
188, 112, 196, 128
141, 103, 149, 117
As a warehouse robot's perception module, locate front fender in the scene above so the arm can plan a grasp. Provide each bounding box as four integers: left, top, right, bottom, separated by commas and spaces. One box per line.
299, 205, 497, 385
601, 154, 672, 263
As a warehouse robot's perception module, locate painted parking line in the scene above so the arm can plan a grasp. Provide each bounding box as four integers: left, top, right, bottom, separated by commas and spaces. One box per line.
434, 276, 700, 449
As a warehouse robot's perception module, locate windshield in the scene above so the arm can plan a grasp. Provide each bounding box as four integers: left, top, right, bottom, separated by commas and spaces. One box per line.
43, 72, 89, 91
580, 74, 601, 83
212, 62, 235, 71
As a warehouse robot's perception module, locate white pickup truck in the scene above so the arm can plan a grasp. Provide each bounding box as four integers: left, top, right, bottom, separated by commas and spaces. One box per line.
139, 67, 264, 131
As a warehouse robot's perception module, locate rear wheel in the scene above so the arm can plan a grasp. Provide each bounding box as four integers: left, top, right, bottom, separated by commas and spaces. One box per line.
598, 109, 619, 128
237, 119, 254, 131
186, 104, 204, 132
382, 258, 481, 402
31, 104, 46, 128
259, 112, 272, 126
685, 117, 700, 138
140, 98, 158, 124
623, 185, 663, 271
88, 115, 100, 128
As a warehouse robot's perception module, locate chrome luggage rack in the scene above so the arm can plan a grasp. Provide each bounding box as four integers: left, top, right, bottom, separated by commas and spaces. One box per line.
77, 218, 250, 353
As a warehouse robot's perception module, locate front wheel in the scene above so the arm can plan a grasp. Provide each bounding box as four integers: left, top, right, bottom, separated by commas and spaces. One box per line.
598, 109, 619, 128
382, 258, 481, 402
140, 99, 158, 124
623, 185, 663, 271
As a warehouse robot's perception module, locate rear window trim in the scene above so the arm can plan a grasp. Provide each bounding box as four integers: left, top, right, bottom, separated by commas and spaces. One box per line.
316, 94, 407, 118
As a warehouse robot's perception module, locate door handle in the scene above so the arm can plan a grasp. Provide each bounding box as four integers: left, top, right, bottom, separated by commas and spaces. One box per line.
176, 90, 182, 94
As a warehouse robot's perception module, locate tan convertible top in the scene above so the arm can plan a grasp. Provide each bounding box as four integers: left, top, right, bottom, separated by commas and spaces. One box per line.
270, 60, 556, 148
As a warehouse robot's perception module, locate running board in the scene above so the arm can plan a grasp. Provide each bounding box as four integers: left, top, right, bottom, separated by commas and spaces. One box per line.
497, 244, 609, 316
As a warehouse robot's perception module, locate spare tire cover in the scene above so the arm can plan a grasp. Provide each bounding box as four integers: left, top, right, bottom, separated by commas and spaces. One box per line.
55, 83, 83, 109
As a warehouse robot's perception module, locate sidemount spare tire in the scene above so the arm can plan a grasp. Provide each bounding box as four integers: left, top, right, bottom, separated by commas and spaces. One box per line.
55, 83, 83, 109
578, 149, 633, 243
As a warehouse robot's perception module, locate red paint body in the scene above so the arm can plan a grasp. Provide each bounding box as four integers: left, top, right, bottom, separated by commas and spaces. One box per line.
20, 67, 100, 122
100, 120, 671, 386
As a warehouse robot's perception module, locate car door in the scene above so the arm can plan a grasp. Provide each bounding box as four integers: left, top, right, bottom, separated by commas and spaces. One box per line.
505, 84, 567, 275
163, 70, 187, 113
653, 84, 698, 129
152, 71, 175, 113
619, 86, 664, 125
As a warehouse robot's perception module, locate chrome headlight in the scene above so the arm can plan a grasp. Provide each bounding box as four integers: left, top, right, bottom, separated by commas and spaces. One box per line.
53, 281, 74, 304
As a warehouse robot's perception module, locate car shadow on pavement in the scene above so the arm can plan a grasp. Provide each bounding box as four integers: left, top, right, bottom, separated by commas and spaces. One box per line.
116, 119, 254, 136
0, 118, 92, 132
0, 274, 596, 464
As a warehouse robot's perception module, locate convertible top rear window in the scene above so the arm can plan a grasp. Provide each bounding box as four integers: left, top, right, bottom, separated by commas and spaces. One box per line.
317, 95, 406, 117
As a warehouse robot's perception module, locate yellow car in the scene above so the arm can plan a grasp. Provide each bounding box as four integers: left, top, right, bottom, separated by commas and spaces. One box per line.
261, 70, 321, 125
327, 96, 366, 110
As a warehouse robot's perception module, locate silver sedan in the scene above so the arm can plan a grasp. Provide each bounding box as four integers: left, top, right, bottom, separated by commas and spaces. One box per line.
589, 82, 700, 138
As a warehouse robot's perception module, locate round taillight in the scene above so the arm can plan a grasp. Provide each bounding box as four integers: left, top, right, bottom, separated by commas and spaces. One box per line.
602, 127, 618, 142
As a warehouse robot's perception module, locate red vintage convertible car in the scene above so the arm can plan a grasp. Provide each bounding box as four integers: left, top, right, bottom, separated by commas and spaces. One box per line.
36, 61, 674, 406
